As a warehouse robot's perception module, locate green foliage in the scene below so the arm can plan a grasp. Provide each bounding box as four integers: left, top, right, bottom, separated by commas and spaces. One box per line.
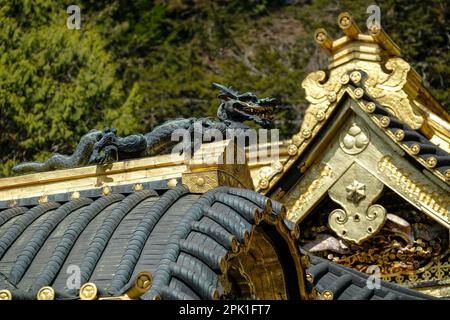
0, 0, 449, 177
0, 1, 134, 176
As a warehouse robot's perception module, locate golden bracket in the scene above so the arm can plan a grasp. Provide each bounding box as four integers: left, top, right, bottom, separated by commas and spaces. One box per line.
182, 139, 254, 193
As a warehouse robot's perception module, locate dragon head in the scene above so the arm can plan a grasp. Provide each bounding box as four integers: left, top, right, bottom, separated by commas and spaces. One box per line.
213, 83, 279, 128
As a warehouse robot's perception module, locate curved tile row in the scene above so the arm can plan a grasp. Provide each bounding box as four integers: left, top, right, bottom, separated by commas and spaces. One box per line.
302, 252, 433, 300
142, 186, 289, 300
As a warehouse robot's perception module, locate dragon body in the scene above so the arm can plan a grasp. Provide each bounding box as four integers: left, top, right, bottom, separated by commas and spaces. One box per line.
12, 129, 103, 174
12, 83, 278, 174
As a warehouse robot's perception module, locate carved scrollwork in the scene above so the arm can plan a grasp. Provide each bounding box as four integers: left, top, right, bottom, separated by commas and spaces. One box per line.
300, 57, 425, 135
329, 209, 348, 225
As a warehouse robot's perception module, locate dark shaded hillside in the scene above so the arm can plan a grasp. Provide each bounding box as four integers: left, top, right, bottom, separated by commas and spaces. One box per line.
0, 0, 448, 176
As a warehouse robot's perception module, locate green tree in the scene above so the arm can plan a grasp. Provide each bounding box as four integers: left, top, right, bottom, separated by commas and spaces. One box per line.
0, 1, 140, 176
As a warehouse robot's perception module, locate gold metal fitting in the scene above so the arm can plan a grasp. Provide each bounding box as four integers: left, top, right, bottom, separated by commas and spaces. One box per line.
37, 286, 55, 300
353, 88, 364, 99
287, 144, 298, 156
102, 185, 112, 196
315, 110, 326, 122
272, 161, 283, 173
302, 129, 312, 139
79, 283, 98, 300
394, 129, 405, 141
349, 71, 362, 84
379, 116, 391, 127
0, 289, 12, 300
126, 271, 152, 299
133, 183, 144, 192
38, 195, 48, 204
337, 12, 360, 39
410, 144, 421, 155
445, 169, 450, 181
167, 178, 178, 189
258, 178, 269, 190
196, 177, 205, 187
327, 92, 337, 102
306, 273, 314, 284
426, 156, 437, 168
340, 74, 350, 85
292, 134, 303, 146
70, 191, 80, 199
321, 290, 334, 300
364, 102, 376, 113
314, 28, 333, 54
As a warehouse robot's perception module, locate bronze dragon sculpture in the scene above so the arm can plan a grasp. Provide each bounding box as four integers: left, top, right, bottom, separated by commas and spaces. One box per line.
12, 83, 278, 174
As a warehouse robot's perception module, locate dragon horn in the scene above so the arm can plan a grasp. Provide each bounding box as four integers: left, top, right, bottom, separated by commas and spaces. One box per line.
212, 82, 239, 99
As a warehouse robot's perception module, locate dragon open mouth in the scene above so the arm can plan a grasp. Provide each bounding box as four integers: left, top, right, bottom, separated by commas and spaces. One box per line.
238, 102, 277, 120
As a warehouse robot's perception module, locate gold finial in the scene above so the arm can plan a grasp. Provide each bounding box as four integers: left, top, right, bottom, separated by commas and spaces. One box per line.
38, 195, 48, 204
133, 183, 144, 192
70, 191, 80, 199
80, 283, 98, 300
126, 271, 152, 299
337, 12, 360, 39
102, 185, 112, 196
37, 286, 55, 300
0, 289, 12, 300
321, 290, 334, 300
167, 178, 178, 189
314, 28, 333, 54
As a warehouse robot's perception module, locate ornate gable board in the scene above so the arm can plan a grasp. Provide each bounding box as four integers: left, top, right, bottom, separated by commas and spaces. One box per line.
282, 96, 449, 230
257, 12, 450, 195
280, 94, 450, 293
